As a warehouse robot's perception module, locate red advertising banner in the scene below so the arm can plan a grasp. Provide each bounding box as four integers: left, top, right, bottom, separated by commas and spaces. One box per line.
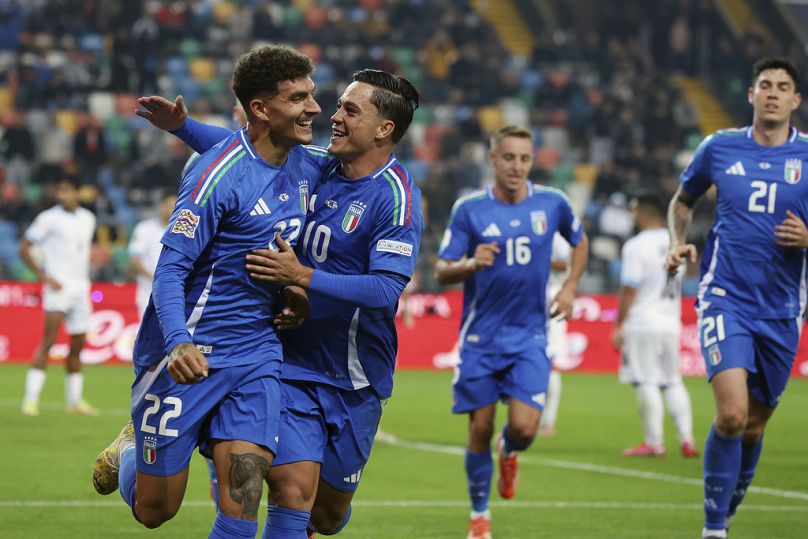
1, 281, 806, 377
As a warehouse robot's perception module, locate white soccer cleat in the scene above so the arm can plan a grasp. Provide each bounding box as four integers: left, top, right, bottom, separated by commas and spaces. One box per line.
67, 398, 100, 416
21, 400, 40, 416
701, 527, 727, 539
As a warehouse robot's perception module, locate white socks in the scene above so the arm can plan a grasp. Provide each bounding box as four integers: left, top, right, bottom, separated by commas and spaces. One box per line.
65, 372, 84, 407
24, 368, 46, 404
663, 382, 695, 444
636, 384, 664, 447
540, 370, 562, 429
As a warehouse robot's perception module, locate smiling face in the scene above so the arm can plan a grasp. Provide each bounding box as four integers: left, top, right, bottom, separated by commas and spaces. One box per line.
252, 76, 321, 148
749, 68, 801, 127
489, 135, 534, 196
328, 81, 393, 161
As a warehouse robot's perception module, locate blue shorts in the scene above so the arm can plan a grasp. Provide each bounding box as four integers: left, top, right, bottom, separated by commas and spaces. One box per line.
273, 380, 383, 493
699, 306, 800, 408
452, 347, 551, 414
131, 358, 281, 476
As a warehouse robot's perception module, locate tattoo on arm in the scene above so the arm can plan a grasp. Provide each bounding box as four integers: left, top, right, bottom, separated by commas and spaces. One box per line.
668, 188, 698, 245
228, 453, 270, 519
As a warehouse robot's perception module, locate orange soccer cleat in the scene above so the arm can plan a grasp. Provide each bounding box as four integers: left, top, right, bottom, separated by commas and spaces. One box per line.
496, 434, 519, 499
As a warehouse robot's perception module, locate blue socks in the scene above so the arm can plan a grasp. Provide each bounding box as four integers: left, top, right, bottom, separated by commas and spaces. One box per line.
501, 424, 531, 453
728, 437, 763, 517
119, 446, 137, 509
465, 448, 493, 513
703, 425, 742, 530
262, 505, 311, 539
209, 512, 258, 538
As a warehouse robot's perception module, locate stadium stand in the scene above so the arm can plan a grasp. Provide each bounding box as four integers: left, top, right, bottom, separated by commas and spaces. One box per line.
0, 0, 805, 292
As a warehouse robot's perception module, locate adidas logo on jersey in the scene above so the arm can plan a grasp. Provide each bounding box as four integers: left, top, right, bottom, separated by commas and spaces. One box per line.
725, 161, 746, 176
249, 197, 271, 216
343, 469, 363, 484
482, 223, 501, 237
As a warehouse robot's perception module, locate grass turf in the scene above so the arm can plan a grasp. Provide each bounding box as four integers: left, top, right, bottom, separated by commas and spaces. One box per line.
0, 364, 806, 538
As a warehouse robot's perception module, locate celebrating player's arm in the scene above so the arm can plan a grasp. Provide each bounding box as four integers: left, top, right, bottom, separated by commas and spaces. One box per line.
434, 241, 500, 284
665, 186, 699, 275
247, 234, 409, 310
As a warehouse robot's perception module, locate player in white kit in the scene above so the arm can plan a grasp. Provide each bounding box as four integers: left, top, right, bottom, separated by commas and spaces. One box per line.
128, 190, 178, 319
19, 175, 98, 416
538, 233, 570, 438
612, 192, 697, 458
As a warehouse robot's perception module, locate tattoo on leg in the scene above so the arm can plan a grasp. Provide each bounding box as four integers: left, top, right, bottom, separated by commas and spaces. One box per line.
228, 453, 269, 519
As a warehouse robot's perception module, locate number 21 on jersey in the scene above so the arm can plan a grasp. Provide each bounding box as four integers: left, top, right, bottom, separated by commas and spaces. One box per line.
748, 180, 777, 214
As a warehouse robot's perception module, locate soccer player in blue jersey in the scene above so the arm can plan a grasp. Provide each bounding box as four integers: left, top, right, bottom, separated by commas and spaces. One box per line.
91, 45, 320, 539
666, 57, 808, 539
139, 69, 422, 539
435, 125, 588, 539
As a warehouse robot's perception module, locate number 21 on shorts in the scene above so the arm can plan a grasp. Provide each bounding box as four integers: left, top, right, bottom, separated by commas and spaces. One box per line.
701, 314, 726, 347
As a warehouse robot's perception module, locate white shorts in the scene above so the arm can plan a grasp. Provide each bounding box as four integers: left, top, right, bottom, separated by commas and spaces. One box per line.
619, 331, 681, 386
42, 283, 92, 335
546, 317, 568, 364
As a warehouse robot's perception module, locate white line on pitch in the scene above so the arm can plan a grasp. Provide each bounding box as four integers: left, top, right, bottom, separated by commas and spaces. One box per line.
0, 500, 805, 512
374, 431, 808, 502
0, 399, 130, 416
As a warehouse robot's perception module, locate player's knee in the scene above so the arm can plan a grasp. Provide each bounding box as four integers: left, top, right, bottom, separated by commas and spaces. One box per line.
714, 409, 747, 437
743, 418, 766, 443
268, 480, 315, 508
135, 502, 178, 529
311, 505, 349, 535
509, 423, 538, 448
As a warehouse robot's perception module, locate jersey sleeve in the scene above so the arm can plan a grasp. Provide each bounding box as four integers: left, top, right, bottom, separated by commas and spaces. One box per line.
438, 199, 472, 261
173, 117, 234, 155
680, 135, 714, 196
367, 178, 423, 278
555, 196, 583, 247
24, 211, 51, 244
619, 239, 642, 288
160, 152, 238, 261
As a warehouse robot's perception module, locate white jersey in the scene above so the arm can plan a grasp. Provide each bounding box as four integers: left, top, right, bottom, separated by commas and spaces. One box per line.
546, 232, 571, 300
128, 217, 166, 316
620, 228, 682, 334
546, 233, 571, 360
25, 205, 95, 287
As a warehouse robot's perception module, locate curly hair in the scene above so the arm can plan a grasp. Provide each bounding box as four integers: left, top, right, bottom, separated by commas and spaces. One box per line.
232, 45, 314, 117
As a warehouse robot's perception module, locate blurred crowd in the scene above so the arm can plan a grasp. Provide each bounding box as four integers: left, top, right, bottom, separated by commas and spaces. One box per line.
0, 0, 804, 292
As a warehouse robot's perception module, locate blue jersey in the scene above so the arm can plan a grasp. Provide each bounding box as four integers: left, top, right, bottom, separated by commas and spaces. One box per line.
133, 129, 315, 368
280, 154, 423, 399
682, 126, 808, 319
438, 183, 583, 355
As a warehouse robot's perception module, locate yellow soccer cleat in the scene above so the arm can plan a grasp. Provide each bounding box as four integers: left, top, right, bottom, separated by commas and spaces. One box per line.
92, 420, 134, 495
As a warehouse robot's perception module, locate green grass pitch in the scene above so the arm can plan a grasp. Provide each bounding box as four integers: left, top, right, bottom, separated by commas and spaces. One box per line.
1, 364, 806, 538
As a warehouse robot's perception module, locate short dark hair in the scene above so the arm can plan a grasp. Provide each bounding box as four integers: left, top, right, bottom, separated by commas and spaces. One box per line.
353, 69, 419, 143
232, 45, 314, 118
59, 173, 81, 190
752, 57, 801, 92
490, 125, 533, 150
632, 191, 666, 219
